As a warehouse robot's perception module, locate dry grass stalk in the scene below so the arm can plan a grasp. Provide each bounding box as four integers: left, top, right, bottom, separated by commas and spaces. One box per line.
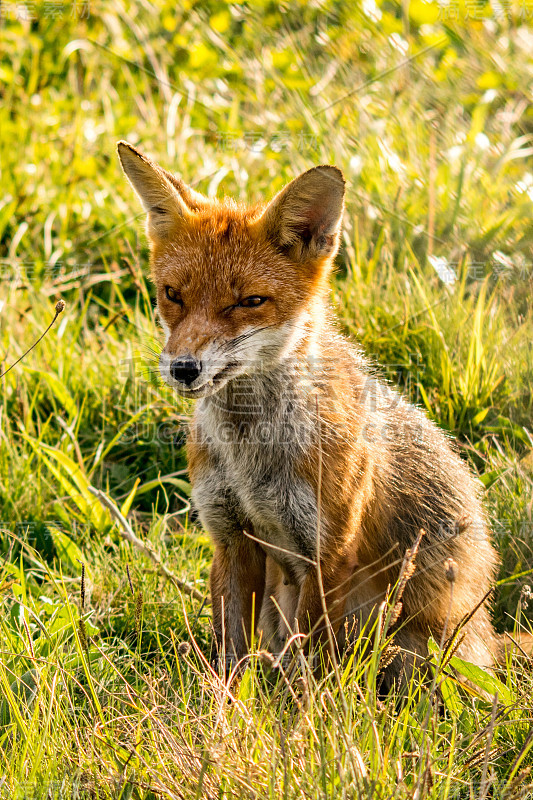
89, 486, 203, 601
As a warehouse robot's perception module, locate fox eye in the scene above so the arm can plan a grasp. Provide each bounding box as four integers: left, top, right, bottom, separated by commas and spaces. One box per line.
165, 286, 182, 305
238, 296, 267, 308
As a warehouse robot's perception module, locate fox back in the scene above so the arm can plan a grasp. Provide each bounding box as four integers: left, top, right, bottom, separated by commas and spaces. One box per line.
118, 142, 499, 684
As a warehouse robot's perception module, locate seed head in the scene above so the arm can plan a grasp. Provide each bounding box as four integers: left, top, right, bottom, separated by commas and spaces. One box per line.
444, 557, 458, 584
126, 563, 134, 597
80, 562, 85, 610
257, 650, 275, 667
78, 617, 88, 653
134, 589, 143, 633
389, 601, 403, 627
178, 641, 191, 657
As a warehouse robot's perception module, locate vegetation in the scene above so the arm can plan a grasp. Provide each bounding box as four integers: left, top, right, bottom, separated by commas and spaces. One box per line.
0, 0, 532, 796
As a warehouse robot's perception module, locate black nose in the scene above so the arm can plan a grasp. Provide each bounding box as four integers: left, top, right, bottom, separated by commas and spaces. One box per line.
170, 357, 201, 386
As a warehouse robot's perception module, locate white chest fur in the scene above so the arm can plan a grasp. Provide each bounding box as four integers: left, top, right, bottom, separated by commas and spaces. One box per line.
191, 369, 319, 581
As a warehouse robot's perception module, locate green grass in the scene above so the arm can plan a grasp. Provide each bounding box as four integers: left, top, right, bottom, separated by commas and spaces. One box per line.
1, 0, 533, 796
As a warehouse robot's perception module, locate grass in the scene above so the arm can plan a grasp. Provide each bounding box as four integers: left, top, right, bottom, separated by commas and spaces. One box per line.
1, 0, 533, 796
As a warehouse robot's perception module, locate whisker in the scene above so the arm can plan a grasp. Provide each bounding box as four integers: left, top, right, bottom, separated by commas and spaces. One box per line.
220, 324, 278, 353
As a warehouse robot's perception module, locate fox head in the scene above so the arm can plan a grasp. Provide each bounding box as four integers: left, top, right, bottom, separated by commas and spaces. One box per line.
117, 141, 345, 398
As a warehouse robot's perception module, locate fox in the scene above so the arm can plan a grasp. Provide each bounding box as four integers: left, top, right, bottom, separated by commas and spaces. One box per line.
117, 140, 500, 686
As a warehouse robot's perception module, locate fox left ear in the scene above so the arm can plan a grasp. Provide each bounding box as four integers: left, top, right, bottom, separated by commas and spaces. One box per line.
256, 166, 345, 264
117, 141, 207, 240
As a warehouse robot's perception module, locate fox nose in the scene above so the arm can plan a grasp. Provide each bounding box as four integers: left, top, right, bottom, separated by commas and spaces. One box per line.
170, 356, 201, 386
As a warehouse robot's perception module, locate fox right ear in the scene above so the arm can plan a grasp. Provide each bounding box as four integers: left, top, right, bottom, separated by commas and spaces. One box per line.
256, 165, 345, 265
117, 142, 200, 239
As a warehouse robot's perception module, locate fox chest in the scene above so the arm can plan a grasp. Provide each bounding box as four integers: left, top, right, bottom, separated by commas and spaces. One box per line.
191, 402, 318, 582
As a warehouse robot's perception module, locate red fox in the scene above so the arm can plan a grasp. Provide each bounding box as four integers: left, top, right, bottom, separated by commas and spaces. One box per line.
118, 141, 500, 685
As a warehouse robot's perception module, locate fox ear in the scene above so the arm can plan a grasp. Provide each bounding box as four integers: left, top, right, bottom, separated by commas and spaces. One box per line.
257, 166, 345, 263
117, 141, 205, 238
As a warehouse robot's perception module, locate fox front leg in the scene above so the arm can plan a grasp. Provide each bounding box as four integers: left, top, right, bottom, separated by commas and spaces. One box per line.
294, 563, 351, 660
210, 537, 266, 672
190, 467, 265, 670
